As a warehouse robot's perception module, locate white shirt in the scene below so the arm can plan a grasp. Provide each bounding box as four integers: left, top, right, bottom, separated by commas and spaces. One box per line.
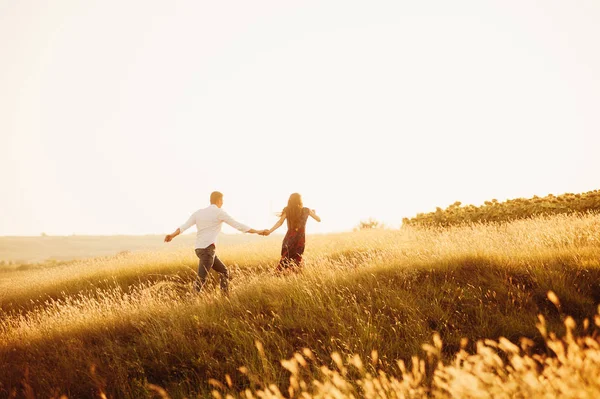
179, 204, 251, 249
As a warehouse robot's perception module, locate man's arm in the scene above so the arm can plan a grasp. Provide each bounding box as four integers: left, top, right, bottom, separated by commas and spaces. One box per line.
164, 228, 181, 242
218, 209, 262, 234
165, 212, 195, 242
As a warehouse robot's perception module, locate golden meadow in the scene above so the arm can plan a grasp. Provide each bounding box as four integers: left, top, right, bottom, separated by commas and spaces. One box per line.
1, 213, 600, 398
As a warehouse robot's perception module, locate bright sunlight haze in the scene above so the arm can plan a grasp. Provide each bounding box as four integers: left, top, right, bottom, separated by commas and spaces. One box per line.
1, 0, 599, 236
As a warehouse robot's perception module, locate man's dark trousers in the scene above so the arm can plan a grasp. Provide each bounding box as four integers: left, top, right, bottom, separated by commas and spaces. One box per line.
194, 244, 229, 293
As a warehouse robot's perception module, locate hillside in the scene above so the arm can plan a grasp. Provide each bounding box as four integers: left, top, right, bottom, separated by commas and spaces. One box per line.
1, 214, 599, 397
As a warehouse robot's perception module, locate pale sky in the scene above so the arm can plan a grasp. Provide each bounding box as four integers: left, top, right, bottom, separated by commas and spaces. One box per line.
1, 0, 599, 236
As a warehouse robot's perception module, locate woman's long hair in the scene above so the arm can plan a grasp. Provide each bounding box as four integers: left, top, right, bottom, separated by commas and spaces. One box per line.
280, 193, 303, 230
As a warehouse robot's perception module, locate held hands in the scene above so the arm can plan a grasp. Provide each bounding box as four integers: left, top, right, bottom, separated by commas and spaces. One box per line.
249, 229, 270, 236
164, 234, 173, 243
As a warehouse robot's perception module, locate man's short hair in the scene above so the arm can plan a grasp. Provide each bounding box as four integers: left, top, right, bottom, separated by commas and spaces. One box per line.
210, 191, 223, 204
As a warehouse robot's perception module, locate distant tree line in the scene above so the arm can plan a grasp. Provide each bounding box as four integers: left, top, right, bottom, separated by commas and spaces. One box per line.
402, 190, 600, 227
355, 218, 385, 231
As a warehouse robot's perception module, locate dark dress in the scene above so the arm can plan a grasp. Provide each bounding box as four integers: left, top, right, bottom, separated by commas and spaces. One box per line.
277, 207, 310, 272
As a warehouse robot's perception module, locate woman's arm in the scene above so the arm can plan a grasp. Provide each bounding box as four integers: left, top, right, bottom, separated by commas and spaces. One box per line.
309, 209, 321, 222
267, 213, 286, 235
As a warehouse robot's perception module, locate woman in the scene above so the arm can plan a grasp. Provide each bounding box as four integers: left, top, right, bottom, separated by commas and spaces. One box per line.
266, 193, 321, 272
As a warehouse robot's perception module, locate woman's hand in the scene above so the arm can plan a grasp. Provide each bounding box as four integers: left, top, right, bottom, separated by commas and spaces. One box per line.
309, 209, 321, 222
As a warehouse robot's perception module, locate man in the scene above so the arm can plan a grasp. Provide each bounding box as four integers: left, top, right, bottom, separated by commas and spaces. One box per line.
164, 191, 266, 294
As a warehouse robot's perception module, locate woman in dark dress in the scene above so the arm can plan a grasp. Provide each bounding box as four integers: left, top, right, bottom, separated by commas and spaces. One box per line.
265, 193, 321, 272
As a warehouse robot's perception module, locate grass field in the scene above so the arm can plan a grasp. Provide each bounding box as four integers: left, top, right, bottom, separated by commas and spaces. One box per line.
0, 233, 268, 265
1, 213, 600, 398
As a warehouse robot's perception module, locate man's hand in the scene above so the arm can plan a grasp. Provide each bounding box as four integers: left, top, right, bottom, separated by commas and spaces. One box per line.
164, 228, 180, 243
259, 229, 270, 236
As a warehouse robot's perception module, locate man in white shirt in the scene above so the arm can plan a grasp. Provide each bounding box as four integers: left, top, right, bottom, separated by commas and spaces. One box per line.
164, 191, 266, 294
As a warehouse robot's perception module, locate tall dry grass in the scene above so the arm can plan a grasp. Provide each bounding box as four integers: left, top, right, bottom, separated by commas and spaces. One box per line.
207, 299, 600, 399
1, 213, 599, 397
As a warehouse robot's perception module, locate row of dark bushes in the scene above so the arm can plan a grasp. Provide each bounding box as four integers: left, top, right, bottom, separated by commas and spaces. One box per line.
402, 190, 600, 227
